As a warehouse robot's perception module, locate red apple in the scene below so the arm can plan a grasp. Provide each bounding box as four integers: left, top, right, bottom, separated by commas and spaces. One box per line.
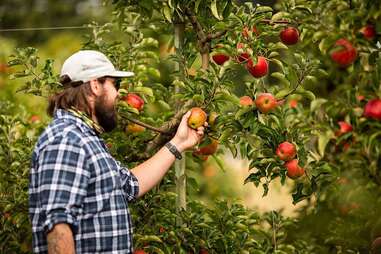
357, 95, 365, 101
239, 96, 254, 106
246, 56, 268, 78
284, 159, 304, 179
364, 98, 381, 120
255, 93, 277, 113
29, 115, 41, 123
276, 142, 297, 161
212, 53, 230, 65
242, 26, 260, 39
360, 24, 376, 40
280, 27, 299, 45
236, 43, 251, 63
289, 99, 298, 108
122, 93, 144, 111
199, 249, 209, 254
193, 139, 219, 156
336, 121, 353, 136
133, 250, 147, 254
330, 39, 357, 67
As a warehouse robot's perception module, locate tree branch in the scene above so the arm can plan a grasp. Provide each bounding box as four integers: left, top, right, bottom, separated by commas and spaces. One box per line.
119, 112, 171, 135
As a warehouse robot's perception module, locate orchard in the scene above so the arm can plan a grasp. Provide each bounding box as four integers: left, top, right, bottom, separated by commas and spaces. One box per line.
1, 0, 381, 253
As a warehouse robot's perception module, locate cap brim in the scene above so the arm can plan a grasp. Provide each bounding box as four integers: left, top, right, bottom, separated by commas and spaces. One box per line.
108, 70, 135, 78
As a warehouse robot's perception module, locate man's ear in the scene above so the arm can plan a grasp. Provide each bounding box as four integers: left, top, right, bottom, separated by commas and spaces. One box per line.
89, 79, 103, 96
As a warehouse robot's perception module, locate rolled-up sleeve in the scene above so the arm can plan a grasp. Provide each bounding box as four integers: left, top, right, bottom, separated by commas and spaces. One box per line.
37, 137, 90, 234
115, 160, 139, 201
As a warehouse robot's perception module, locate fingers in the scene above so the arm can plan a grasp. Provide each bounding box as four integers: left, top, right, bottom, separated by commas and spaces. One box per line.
204, 121, 209, 127
196, 126, 205, 137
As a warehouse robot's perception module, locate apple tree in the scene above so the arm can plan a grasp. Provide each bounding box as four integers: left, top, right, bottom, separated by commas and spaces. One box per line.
4, 0, 381, 253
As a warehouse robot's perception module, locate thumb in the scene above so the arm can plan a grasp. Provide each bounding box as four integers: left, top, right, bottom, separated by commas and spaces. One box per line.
180, 111, 191, 125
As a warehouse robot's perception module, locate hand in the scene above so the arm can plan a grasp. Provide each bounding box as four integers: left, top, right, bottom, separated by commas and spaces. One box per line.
170, 111, 206, 152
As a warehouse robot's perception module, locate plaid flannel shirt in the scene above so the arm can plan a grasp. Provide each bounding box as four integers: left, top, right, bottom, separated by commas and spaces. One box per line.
29, 109, 140, 253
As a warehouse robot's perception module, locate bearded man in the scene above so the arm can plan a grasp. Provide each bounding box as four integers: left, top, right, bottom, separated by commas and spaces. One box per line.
29, 50, 205, 254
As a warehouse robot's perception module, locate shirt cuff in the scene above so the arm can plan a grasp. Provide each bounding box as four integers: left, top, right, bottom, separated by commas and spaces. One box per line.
43, 209, 78, 234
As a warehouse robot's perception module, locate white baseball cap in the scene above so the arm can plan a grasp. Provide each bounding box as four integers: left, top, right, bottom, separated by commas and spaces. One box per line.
60, 50, 134, 82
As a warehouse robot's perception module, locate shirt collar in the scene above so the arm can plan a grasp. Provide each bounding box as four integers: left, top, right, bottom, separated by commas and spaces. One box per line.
54, 107, 104, 135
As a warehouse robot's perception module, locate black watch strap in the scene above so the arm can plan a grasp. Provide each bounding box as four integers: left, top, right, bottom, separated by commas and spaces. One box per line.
165, 142, 182, 160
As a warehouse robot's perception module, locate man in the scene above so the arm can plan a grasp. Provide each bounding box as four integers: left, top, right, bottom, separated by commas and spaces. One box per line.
29, 50, 205, 253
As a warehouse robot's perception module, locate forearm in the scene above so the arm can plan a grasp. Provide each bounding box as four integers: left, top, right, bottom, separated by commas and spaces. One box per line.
131, 138, 183, 197
47, 223, 75, 254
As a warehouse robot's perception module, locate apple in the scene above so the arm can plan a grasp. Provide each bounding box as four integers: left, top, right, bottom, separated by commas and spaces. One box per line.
330, 39, 357, 67
360, 24, 376, 40
284, 159, 304, 179
212, 53, 230, 65
364, 98, 381, 120
242, 26, 260, 39
199, 249, 209, 254
236, 42, 251, 63
276, 142, 297, 161
122, 93, 144, 111
208, 112, 218, 129
371, 237, 381, 253
133, 250, 147, 254
0, 63, 8, 73
126, 123, 146, 133
29, 115, 41, 123
188, 107, 207, 129
192, 152, 209, 161
239, 96, 254, 106
280, 27, 299, 45
106, 143, 113, 149
246, 56, 268, 78
336, 121, 353, 136
289, 99, 298, 108
193, 138, 219, 156
255, 93, 277, 113
357, 95, 365, 101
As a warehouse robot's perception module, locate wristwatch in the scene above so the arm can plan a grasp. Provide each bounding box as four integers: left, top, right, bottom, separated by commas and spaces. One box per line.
165, 142, 182, 160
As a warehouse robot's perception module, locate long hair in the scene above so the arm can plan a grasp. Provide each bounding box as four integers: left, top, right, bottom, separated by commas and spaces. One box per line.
47, 75, 106, 117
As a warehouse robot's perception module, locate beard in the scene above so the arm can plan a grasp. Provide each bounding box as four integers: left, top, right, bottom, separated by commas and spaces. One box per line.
94, 95, 118, 132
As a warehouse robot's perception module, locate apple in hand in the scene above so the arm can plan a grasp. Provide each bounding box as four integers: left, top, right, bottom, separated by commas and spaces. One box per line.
255, 93, 277, 113
188, 107, 207, 129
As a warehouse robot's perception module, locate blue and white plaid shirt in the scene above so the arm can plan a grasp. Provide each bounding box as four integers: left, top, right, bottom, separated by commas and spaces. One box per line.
29, 109, 140, 253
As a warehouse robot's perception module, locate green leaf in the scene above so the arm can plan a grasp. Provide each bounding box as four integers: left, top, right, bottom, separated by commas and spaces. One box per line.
294, 88, 316, 101
271, 72, 290, 87
271, 11, 290, 21
318, 130, 334, 158
211, 0, 222, 20
255, 6, 273, 14
310, 98, 327, 112
133, 86, 154, 97
293, 5, 313, 14
275, 89, 292, 99
163, 5, 172, 22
